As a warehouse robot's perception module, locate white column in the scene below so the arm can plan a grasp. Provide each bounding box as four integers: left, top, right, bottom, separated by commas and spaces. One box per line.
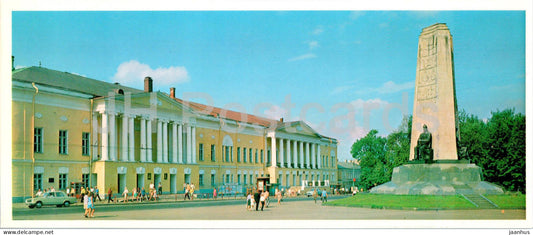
121, 115, 128, 162
311, 143, 316, 169
163, 121, 169, 163
172, 122, 178, 163
299, 141, 304, 168
157, 120, 163, 163
292, 140, 297, 169
109, 113, 117, 161
286, 139, 291, 168
305, 142, 310, 169
92, 113, 98, 161
317, 144, 321, 169
140, 118, 146, 162
178, 124, 183, 163
192, 126, 197, 164
129, 116, 135, 162
100, 112, 109, 161
187, 125, 192, 164
271, 137, 277, 167
279, 138, 284, 168
146, 119, 153, 162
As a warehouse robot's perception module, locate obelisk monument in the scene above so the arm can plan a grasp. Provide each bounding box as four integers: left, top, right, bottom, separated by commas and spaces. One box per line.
369, 23, 503, 195
410, 23, 458, 161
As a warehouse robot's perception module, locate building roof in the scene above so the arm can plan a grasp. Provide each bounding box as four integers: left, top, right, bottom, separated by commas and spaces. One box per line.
337, 161, 360, 169
12, 66, 142, 97
12, 66, 337, 142
172, 97, 279, 128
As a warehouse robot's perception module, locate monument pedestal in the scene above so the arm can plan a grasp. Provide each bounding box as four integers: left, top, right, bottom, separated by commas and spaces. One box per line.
370, 162, 503, 195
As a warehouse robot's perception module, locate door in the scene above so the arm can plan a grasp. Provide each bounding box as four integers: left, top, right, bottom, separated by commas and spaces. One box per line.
137, 174, 145, 190
118, 174, 126, 193
184, 174, 191, 184
154, 174, 161, 189
170, 174, 176, 193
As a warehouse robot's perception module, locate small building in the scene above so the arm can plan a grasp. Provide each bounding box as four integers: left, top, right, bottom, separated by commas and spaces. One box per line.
336, 160, 361, 192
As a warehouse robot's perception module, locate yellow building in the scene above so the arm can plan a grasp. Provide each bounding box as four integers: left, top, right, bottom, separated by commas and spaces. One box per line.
12, 66, 337, 202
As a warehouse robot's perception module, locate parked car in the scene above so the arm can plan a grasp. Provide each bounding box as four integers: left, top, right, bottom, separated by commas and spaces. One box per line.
26, 191, 77, 208
306, 190, 316, 197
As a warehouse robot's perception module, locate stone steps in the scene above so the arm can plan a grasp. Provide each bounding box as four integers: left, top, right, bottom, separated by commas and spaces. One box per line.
461, 194, 499, 209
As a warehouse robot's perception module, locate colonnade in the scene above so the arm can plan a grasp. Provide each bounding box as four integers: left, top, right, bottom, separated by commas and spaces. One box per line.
95, 111, 197, 164
268, 136, 322, 169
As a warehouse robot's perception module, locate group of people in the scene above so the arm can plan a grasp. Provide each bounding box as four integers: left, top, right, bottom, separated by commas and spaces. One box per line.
77, 186, 102, 203
120, 182, 162, 203
311, 189, 329, 203
34, 187, 54, 197
83, 191, 96, 218
246, 189, 283, 211
183, 183, 195, 200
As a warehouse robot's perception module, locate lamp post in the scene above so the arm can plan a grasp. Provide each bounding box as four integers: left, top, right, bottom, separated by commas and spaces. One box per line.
31, 83, 39, 198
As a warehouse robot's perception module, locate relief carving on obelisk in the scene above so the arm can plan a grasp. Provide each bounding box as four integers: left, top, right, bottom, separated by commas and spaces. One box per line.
417, 36, 437, 102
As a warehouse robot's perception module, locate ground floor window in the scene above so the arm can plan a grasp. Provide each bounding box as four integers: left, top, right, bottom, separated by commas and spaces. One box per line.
249, 175, 253, 185
237, 174, 241, 185
34, 173, 42, 191
244, 174, 247, 185
82, 174, 89, 187
211, 174, 215, 186
199, 174, 204, 186
286, 174, 290, 186
59, 174, 67, 190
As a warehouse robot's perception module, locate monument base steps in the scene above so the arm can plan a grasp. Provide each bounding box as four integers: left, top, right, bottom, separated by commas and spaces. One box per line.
370, 163, 504, 195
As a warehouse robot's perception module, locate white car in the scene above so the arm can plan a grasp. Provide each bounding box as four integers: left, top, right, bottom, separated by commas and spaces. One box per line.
25, 191, 77, 208
306, 190, 316, 197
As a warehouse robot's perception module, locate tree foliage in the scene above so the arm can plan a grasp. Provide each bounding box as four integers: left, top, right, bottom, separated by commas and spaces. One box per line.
351, 116, 411, 190
351, 109, 525, 193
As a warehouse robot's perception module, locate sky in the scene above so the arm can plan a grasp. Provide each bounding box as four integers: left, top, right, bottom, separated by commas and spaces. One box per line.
12, 11, 526, 161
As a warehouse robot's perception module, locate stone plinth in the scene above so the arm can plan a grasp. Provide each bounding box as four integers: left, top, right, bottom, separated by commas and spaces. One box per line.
370, 163, 503, 195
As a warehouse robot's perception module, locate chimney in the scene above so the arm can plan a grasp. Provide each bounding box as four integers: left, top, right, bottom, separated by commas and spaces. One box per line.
170, 87, 176, 98
144, 77, 153, 92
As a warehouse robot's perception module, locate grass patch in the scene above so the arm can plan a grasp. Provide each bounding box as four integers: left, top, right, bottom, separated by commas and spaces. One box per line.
484, 193, 525, 209
326, 194, 477, 209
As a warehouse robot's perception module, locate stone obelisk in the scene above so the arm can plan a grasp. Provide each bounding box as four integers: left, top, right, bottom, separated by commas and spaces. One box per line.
410, 23, 458, 161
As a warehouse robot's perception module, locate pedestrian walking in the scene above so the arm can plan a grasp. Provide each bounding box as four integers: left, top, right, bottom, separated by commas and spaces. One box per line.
313, 189, 318, 203
80, 187, 86, 203
253, 190, 261, 211
141, 187, 146, 201
123, 187, 129, 203
190, 183, 195, 200
107, 187, 114, 203
321, 190, 328, 203
213, 188, 217, 200
87, 192, 95, 218
246, 192, 252, 210
260, 191, 266, 211
264, 190, 270, 208
83, 193, 89, 218
157, 182, 162, 195
94, 186, 102, 201
184, 184, 191, 200
276, 189, 282, 205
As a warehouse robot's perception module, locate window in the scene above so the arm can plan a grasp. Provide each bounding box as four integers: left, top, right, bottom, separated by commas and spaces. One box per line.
261, 150, 264, 163
249, 175, 253, 185
243, 148, 247, 163
225, 174, 230, 184
286, 174, 290, 186
199, 143, 204, 161
34, 128, 43, 153
211, 144, 216, 161
59, 174, 67, 190
267, 150, 271, 163
199, 174, 204, 186
237, 174, 241, 184
249, 148, 253, 163
34, 174, 42, 191
255, 149, 258, 163
82, 174, 89, 188
237, 147, 241, 162
224, 146, 230, 162
244, 174, 247, 185
211, 174, 216, 186
59, 130, 68, 154
82, 132, 90, 156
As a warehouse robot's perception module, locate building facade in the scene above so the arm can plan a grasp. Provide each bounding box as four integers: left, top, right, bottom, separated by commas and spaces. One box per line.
336, 160, 361, 192
12, 66, 338, 202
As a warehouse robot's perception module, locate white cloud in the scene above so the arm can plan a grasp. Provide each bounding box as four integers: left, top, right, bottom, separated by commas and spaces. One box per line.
308, 41, 319, 50
288, 53, 317, 62
263, 105, 288, 120
332, 81, 414, 95
349, 11, 366, 20
379, 81, 414, 94
350, 98, 389, 109
312, 25, 324, 35
112, 60, 190, 89
330, 85, 355, 95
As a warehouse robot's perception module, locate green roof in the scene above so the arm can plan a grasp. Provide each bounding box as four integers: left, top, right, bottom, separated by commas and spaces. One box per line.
12, 66, 142, 97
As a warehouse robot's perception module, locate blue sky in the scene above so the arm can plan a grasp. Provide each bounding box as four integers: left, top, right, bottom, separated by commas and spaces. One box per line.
12, 11, 526, 161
